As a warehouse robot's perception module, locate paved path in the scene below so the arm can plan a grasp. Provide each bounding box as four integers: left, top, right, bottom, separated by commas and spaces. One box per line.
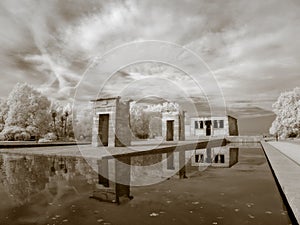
269, 141, 300, 166
261, 141, 300, 225
0, 139, 225, 159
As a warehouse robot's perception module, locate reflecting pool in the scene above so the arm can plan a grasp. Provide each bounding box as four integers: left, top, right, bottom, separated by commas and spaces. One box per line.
0, 145, 292, 225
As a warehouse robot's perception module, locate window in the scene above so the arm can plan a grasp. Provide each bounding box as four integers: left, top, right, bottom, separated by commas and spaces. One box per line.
200, 121, 203, 129
219, 120, 224, 128
214, 154, 225, 163
195, 154, 204, 163
213, 120, 218, 128
195, 121, 198, 129
195, 154, 199, 162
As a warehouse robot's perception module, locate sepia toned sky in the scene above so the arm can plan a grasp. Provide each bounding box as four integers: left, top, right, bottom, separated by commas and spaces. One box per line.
0, 0, 300, 119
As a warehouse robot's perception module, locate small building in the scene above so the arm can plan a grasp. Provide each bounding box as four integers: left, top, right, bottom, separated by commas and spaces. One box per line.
161, 110, 185, 141
91, 97, 131, 147
190, 115, 238, 137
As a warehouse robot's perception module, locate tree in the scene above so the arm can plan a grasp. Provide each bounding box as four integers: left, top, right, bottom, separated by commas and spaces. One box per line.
73, 105, 93, 141
51, 110, 57, 135
1, 83, 51, 140
64, 111, 69, 137
270, 87, 300, 138
130, 104, 150, 139
49, 102, 74, 140
129, 101, 180, 139
0, 98, 9, 132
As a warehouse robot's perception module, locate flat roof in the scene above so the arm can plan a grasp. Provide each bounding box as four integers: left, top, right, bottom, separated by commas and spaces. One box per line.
90, 96, 120, 102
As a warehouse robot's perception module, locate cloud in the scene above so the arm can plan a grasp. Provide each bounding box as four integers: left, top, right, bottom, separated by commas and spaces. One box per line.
0, 0, 299, 118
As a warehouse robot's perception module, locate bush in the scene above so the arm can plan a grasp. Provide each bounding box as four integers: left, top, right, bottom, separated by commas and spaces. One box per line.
0, 126, 32, 141
43, 132, 57, 141
38, 138, 51, 143
1, 126, 23, 141
15, 132, 31, 141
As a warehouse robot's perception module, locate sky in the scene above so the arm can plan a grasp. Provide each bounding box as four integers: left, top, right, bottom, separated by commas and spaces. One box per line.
0, 0, 300, 123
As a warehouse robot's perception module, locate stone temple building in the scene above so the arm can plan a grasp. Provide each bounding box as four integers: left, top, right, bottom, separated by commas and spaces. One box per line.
91, 97, 131, 147
190, 115, 238, 137
161, 110, 185, 141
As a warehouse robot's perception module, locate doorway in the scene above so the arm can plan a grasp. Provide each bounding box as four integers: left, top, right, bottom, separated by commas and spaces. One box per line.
166, 120, 174, 141
205, 120, 212, 136
98, 114, 109, 146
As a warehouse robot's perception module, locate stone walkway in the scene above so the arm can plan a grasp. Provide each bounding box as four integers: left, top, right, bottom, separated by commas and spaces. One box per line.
0, 139, 225, 159
261, 141, 300, 225
269, 141, 300, 166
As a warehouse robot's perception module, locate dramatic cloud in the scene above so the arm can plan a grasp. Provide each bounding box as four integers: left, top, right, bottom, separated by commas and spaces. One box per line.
0, 0, 299, 117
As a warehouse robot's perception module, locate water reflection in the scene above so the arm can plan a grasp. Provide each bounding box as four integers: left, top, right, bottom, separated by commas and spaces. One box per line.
0, 154, 98, 206
0, 145, 292, 225
93, 146, 239, 202
0, 146, 238, 206
129, 146, 239, 185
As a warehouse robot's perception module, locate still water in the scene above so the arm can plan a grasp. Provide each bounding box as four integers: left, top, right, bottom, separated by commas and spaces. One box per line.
0, 145, 292, 225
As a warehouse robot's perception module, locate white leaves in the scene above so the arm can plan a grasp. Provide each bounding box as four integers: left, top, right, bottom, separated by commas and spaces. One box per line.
1, 83, 51, 137
270, 87, 300, 137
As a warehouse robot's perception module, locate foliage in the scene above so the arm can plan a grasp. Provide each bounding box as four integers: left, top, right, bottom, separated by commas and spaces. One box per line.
2, 83, 52, 139
0, 98, 9, 132
1, 126, 31, 141
73, 106, 93, 141
0, 83, 82, 141
49, 102, 74, 140
44, 132, 58, 141
130, 101, 179, 139
270, 87, 300, 138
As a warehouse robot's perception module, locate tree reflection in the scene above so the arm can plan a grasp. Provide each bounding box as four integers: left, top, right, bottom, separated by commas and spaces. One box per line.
0, 154, 98, 206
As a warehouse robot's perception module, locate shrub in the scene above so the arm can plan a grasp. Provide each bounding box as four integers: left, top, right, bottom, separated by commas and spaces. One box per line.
0, 126, 32, 141
43, 132, 57, 141
21, 132, 31, 141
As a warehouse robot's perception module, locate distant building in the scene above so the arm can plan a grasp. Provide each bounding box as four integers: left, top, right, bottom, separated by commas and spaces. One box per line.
190, 115, 238, 137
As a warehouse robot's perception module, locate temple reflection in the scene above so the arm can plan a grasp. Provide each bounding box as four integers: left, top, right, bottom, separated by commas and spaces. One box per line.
0, 145, 239, 205
93, 145, 239, 203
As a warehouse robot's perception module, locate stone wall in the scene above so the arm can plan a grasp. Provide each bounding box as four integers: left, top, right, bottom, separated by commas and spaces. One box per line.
228, 116, 239, 136
115, 100, 131, 147
92, 97, 131, 147
229, 148, 239, 167
161, 111, 185, 141
179, 112, 185, 141
226, 136, 263, 143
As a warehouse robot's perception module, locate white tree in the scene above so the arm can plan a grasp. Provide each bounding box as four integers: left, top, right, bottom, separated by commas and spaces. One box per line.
0, 98, 9, 132
270, 87, 300, 138
129, 101, 180, 139
73, 106, 93, 141
1, 83, 51, 140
